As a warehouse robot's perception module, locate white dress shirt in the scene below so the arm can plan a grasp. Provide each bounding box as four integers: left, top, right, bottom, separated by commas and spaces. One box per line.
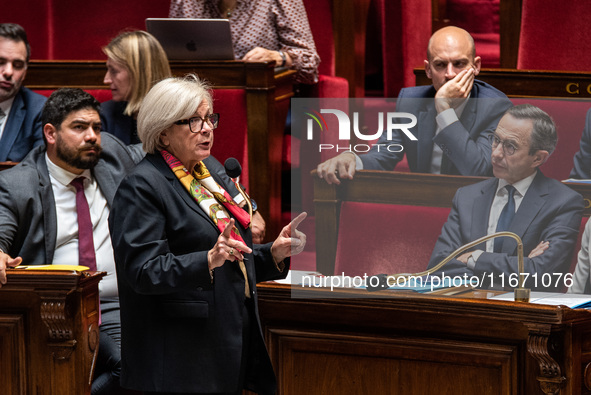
0, 97, 15, 142
46, 154, 118, 298
467, 171, 537, 269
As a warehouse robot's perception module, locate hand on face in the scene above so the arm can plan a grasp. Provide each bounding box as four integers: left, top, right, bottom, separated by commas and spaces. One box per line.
434, 68, 475, 113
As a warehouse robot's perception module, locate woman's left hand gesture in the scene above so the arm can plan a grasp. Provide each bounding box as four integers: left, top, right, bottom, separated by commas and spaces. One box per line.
270, 212, 307, 263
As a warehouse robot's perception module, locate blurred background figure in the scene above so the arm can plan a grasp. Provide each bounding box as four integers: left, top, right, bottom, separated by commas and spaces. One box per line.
102, 30, 172, 144
169, 0, 320, 85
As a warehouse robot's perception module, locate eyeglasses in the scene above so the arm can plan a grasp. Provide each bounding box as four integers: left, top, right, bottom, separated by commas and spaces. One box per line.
488, 133, 518, 156
174, 113, 220, 133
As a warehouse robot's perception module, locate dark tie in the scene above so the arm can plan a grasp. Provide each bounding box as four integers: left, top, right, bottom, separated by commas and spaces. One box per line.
71, 177, 97, 270
0, 108, 6, 125
494, 185, 516, 252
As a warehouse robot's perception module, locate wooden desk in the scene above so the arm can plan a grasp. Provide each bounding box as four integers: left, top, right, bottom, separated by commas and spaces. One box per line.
0, 269, 104, 395
415, 67, 591, 99
257, 282, 591, 395
313, 171, 591, 275
25, 60, 296, 239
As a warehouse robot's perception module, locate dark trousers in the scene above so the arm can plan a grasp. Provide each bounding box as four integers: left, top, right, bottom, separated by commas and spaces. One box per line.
92, 298, 123, 395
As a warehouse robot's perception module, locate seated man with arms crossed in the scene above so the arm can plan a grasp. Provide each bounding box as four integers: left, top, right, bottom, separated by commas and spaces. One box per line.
317, 26, 512, 183
0, 88, 143, 394
428, 104, 583, 291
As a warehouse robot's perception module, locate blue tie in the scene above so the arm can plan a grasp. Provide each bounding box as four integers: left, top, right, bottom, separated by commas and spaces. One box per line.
495, 185, 516, 252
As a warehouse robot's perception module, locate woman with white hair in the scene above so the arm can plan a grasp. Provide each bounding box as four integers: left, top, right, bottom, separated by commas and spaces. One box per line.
109, 74, 306, 394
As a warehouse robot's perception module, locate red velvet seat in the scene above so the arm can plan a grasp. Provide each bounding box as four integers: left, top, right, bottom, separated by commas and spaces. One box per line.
366, 0, 432, 97
510, 98, 589, 181
210, 89, 249, 190
517, 0, 591, 71
9, 1, 168, 60
334, 202, 451, 277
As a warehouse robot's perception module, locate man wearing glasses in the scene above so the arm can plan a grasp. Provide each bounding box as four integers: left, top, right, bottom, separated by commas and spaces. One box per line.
427, 104, 583, 291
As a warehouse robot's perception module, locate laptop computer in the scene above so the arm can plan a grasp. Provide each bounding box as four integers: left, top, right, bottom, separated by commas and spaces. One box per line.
146, 18, 235, 60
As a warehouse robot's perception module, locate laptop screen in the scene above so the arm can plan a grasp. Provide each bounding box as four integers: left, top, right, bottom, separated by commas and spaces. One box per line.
146, 18, 235, 61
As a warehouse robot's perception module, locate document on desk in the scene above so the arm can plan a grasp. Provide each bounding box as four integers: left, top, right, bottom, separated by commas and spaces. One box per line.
490, 292, 591, 309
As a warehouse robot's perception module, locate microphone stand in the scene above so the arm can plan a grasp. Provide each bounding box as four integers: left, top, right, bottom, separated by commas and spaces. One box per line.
369, 231, 530, 302
230, 174, 253, 225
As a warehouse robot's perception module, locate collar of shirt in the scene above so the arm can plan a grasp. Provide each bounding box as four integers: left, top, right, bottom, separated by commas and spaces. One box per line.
0, 96, 15, 137
495, 170, 537, 203
0, 96, 14, 116
485, 170, 537, 252
45, 153, 92, 186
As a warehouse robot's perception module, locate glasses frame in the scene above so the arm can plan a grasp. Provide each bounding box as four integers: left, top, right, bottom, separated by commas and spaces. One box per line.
488, 133, 518, 156
175, 113, 220, 133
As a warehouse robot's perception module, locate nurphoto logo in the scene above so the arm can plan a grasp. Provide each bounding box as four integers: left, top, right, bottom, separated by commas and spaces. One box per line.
304, 108, 418, 153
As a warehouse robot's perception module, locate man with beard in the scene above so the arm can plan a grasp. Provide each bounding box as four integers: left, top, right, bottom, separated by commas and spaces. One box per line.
0, 23, 46, 161
0, 88, 143, 394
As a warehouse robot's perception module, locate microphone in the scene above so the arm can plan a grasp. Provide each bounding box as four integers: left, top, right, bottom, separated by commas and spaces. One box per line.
224, 158, 253, 223
224, 157, 242, 180
366, 231, 530, 302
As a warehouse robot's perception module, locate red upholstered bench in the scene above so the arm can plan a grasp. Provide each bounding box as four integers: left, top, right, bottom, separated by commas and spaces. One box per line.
334, 202, 451, 277
511, 98, 590, 181
34, 89, 113, 103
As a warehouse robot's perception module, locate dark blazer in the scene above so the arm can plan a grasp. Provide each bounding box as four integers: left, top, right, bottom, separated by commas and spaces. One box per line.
570, 107, 591, 179
0, 133, 142, 263
427, 172, 583, 290
0, 87, 46, 162
100, 100, 140, 145
361, 80, 513, 176
109, 152, 287, 394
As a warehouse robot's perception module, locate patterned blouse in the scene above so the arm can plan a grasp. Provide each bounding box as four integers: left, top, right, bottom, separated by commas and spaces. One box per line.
169, 0, 320, 84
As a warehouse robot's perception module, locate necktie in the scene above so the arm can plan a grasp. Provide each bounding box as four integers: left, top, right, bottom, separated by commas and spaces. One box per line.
0, 108, 6, 126
494, 185, 516, 252
71, 177, 97, 270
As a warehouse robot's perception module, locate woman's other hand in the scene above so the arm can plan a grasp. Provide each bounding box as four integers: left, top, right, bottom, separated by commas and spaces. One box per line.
270, 212, 307, 263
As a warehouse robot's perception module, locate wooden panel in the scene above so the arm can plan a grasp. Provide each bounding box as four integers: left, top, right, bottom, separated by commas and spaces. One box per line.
271, 329, 517, 394
0, 270, 104, 395
415, 67, 591, 99
0, 315, 26, 395
256, 282, 591, 395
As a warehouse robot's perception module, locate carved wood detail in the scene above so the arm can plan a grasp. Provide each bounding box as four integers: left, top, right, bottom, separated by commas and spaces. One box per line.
39, 292, 77, 360
526, 324, 565, 395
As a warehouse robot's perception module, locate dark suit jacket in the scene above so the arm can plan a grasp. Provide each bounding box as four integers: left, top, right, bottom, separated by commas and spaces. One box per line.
0, 87, 46, 162
361, 80, 513, 176
0, 133, 142, 263
570, 107, 591, 179
427, 172, 583, 290
109, 153, 286, 394
100, 100, 140, 145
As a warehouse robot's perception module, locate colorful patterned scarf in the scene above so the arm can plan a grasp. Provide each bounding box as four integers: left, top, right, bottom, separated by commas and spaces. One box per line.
161, 150, 251, 296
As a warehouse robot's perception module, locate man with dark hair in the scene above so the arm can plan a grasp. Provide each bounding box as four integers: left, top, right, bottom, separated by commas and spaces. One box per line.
0, 23, 46, 161
0, 88, 143, 394
428, 104, 583, 291
317, 26, 513, 183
